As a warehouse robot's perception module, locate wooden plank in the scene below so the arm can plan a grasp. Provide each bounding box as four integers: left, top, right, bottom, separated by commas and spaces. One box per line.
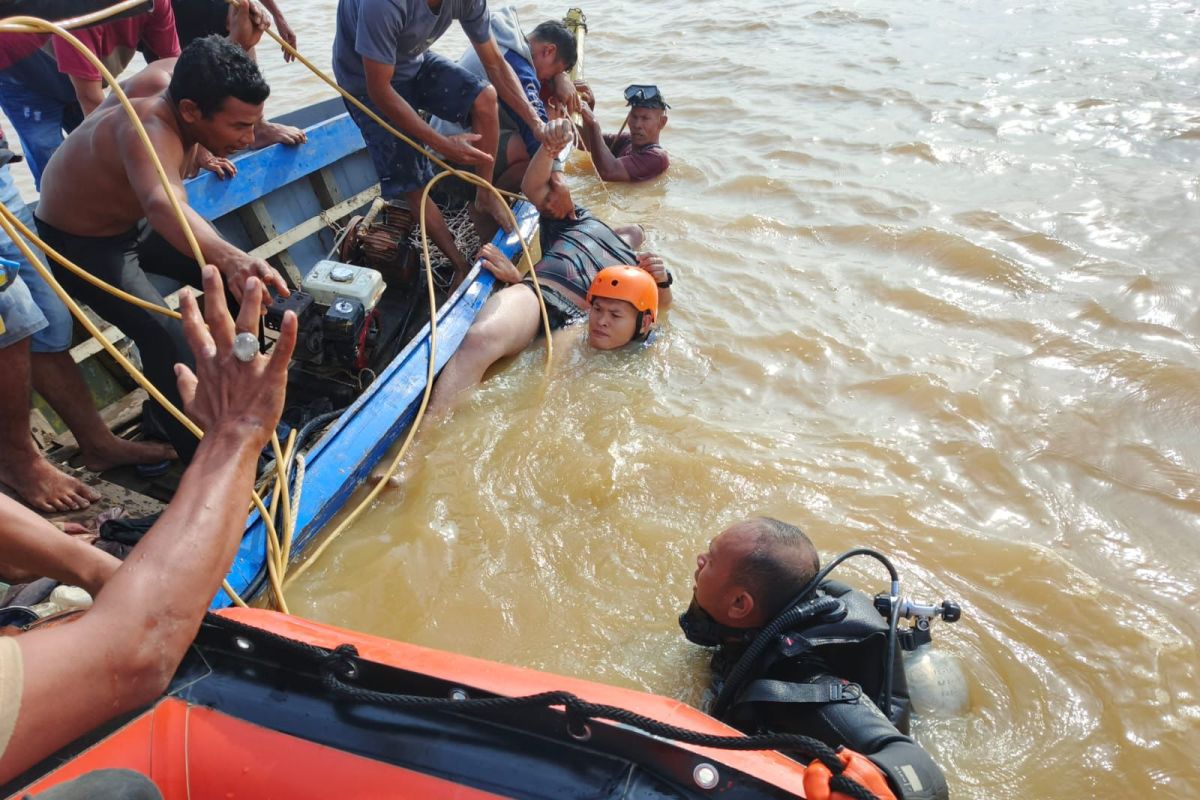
184, 113, 366, 221
51, 389, 149, 452
68, 290, 181, 364
309, 166, 344, 209
247, 185, 379, 262
237, 200, 302, 286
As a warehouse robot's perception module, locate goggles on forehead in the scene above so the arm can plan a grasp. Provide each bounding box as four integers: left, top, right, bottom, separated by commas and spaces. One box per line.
623, 84, 670, 109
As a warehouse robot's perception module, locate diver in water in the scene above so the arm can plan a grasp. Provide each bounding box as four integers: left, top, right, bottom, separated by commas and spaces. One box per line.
427, 118, 674, 417
680, 517, 950, 800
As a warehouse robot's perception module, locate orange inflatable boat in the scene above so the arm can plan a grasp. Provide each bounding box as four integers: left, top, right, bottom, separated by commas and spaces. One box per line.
1, 609, 846, 799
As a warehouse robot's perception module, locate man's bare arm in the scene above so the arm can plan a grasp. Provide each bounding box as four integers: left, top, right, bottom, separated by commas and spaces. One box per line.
362, 58, 490, 167
521, 119, 571, 207
0, 268, 297, 784
0, 498, 119, 596
473, 37, 544, 137
68, 75, 105, 116
578, 103, 631, 182
118, 118, 289, 304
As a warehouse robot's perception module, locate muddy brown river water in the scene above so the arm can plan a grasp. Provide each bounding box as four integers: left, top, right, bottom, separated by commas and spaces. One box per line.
7, 0, 1200, 796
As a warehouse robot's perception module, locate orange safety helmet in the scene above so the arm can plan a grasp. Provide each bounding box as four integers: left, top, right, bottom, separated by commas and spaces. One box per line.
586, 265, 659, 340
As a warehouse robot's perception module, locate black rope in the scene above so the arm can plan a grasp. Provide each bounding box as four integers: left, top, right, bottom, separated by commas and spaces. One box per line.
201, 615, 883, 800
324, 674, 882, 800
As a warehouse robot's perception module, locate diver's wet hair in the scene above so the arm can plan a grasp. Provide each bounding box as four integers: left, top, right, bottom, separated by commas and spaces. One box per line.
169, 35, 269, 117
732, 517, 821, 621
530, 20, 578, 72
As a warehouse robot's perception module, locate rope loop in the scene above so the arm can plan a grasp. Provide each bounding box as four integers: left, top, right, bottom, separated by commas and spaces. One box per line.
322, 644, 361, 682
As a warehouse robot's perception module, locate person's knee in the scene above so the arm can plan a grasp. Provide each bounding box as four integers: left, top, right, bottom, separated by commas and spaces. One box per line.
460, 320, 506, 362
471, 85, 498, 120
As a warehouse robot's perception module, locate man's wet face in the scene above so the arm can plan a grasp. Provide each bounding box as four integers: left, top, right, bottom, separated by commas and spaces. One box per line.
587, 296, 639, 350
191, 96, 262, 157
691, 528, 755, 626
628, 107, 665, 146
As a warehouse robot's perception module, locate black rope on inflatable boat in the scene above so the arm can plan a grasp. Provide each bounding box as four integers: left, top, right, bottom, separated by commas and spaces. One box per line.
200, 616, 882, 800
322, 670, 880, 800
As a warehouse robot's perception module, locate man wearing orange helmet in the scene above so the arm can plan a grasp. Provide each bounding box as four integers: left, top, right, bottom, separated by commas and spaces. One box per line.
429, 119, 673, 416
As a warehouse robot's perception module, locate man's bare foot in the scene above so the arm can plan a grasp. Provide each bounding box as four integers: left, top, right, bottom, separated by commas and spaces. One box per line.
0, 455, 100, 512
468, 203, 500, 246
474, 191, 515, 234
80, 437, 176, 474
252, 121, 307, 149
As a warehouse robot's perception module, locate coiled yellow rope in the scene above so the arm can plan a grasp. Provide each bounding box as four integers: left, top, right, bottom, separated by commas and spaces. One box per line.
0, 12, 289, 611
0, 1, 567, 607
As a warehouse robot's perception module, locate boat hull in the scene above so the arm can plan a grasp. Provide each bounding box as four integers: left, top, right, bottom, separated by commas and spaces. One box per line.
5, 610, 811, 799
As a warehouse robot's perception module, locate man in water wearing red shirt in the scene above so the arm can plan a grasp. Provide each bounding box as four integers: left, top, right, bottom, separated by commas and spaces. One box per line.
577, 83, 670, 183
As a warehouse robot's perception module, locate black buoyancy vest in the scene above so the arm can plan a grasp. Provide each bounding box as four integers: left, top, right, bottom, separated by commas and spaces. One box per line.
721, 580, 913, 735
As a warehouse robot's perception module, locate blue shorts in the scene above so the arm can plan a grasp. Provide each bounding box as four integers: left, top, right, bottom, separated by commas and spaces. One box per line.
0, 273, 48, 347
0, 165, 71, 351
345, 51, 487, 197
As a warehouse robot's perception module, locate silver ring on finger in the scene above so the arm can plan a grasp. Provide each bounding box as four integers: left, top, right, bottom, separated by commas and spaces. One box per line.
233, 331, 259, 363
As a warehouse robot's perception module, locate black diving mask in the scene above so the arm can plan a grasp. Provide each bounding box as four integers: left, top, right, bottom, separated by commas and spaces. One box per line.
678, 596, 758, 648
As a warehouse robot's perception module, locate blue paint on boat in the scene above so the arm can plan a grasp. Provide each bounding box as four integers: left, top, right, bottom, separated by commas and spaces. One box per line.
180, 101, 542, 609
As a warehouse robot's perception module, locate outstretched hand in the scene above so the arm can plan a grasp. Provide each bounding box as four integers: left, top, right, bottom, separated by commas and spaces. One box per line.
175, 265, 296, 448
803, 749, 897, 800
438, 133, 494, 167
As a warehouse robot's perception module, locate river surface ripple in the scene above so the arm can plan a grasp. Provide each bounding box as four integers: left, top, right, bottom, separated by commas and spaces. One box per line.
14, 0, 1200, 796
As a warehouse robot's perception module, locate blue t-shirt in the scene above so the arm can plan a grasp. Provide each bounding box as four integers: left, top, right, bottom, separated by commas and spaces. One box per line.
333, 0, 492, 96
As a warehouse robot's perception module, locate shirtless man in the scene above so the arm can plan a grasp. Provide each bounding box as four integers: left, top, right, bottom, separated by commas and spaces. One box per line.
33, 34, 291, 461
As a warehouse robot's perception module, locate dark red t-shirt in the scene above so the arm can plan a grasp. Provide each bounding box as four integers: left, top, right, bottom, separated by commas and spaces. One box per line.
53, 0, 178, 81
603, 133, 669, 182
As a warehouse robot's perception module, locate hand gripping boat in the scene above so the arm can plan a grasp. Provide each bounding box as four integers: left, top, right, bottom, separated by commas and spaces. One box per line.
1, 610, 850, 799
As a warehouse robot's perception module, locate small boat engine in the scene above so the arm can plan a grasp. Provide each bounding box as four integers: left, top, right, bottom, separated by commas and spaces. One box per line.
340, 201, 418, 288
266, 260, 386, 372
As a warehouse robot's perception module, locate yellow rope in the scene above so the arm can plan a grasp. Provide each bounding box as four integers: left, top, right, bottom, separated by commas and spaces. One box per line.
282, 168, 548, 588
0, 205, 179, 319
1, 1, 569, 605
0, 12, 297, 611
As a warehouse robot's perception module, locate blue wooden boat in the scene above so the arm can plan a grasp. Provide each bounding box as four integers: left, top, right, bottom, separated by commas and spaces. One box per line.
171, 97, 538, 609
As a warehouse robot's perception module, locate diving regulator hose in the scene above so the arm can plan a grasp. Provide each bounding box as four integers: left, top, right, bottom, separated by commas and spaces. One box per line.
0, 0, 559, 610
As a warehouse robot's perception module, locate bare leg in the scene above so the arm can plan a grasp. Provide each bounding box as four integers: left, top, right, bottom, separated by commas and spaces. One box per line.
0, 341, 99, 512
427, 283, 543, 417
406, 188, 471, 286
31, 351, 176, 472
468, 86, 513, 234
495, 136, 530, 193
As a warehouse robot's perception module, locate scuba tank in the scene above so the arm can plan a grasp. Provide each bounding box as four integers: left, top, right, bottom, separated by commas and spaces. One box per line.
890, 598, 969, 717
711, 548, 968, 724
